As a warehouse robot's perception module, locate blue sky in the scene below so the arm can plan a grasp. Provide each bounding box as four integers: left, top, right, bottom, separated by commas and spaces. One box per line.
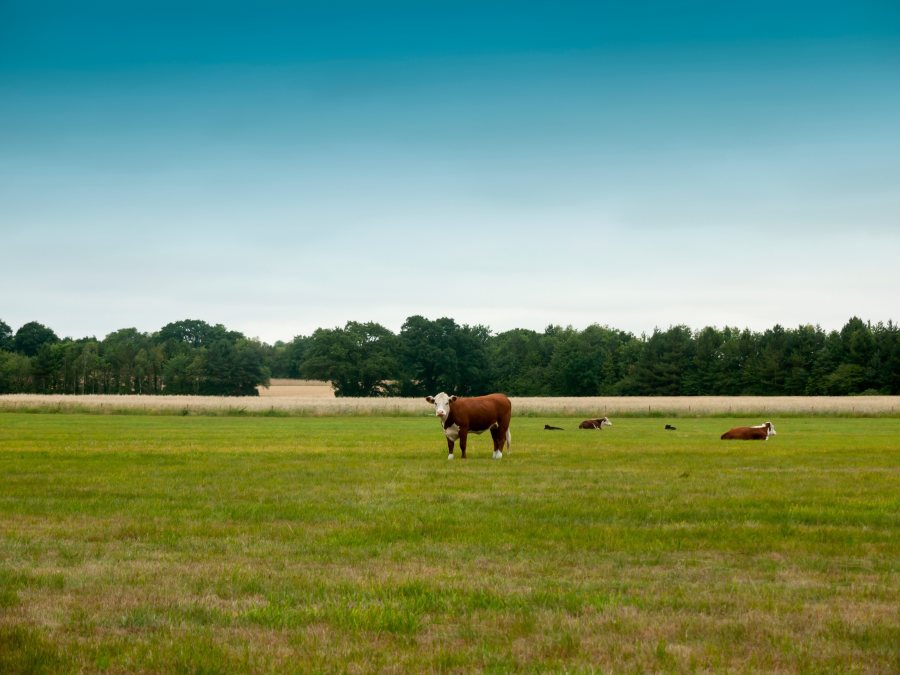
2, 1, 899, 343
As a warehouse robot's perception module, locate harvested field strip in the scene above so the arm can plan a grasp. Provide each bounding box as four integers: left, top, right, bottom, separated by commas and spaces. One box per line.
1, 394, 898, 417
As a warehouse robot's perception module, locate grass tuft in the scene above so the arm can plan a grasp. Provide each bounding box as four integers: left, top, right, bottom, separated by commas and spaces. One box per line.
0, 625, 70, 674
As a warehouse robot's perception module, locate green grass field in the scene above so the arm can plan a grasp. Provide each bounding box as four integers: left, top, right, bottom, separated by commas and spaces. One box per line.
1, 413, 898, 672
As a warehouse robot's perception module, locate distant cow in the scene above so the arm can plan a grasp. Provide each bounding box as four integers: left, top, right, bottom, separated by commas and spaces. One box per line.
425, 392, 511, 459
578, 417, 612, 430
721, 421, 777, 440
665, 424, 677, 431
544, 424, 564, 431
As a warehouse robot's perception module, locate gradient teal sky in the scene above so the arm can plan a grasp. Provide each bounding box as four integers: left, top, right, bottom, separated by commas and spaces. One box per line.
2, 1, 898, 342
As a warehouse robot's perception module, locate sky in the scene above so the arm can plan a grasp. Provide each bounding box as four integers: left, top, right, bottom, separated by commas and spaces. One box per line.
2, 1, 899, 344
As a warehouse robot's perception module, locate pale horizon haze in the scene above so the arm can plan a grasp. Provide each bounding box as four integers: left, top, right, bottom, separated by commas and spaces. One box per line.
2, 1, 899, 343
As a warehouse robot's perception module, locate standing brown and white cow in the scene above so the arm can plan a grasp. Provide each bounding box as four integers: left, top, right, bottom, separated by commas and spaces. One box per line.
425, 392, 512, 460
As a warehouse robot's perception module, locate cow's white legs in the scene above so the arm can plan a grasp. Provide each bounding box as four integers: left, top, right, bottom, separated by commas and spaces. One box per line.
492, 450, 502, 459
448, 453, 454, 460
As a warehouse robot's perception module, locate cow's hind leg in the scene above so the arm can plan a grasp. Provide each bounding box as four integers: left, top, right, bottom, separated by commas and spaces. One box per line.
490, 427, 504, 459
447, 437, 455, 460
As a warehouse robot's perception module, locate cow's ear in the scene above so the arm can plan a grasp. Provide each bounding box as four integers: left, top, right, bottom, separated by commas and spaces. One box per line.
449, 395, 458, 402
425, 396, 434, 403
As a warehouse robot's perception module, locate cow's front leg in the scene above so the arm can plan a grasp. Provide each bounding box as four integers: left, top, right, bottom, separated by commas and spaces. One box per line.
446, 437, 455, 460
458, 428, 468, 459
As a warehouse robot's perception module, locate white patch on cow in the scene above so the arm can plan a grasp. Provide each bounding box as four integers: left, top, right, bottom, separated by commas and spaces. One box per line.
492, 450, 503, 459
444, 423, 460, 442
448, 453, 454, 460
751, 421, 776, 435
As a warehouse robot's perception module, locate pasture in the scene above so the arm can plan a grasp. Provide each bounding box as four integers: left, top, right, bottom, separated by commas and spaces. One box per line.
1, 412, 898, 672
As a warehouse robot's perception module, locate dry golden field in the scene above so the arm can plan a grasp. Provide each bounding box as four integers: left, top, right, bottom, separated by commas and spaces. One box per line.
257, 379, 335, 398
1, 394, 898, 417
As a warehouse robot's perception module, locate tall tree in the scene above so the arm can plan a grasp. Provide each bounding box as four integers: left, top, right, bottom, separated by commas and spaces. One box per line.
783, 324, 826, 395
873, 321, 900, 394
13, 321, 59, 357
489, 328, 553, 395
746, 325, 790, 395
203, 338, 269, 395
0, 351, 31, 393
622, 326, 695, 395
398, 316, 494, 396
301, 321, 399, 396
688, 326, 727, 395
156, 320, 241, 356
718, 328, 758, 395
103, 328, 148, 393
265, 336, 309, 379
0, 319, 13, 351
31, 343, 64, 393
452, 323, 493, 396
78, 340, 103, 394
546, 326, 594, 396
398, 316, 460, 396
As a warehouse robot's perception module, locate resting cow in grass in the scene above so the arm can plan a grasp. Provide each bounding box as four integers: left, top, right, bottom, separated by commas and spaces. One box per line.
720, 421, 777, 440
578, 417, 612, 430
425, 392, 511, 460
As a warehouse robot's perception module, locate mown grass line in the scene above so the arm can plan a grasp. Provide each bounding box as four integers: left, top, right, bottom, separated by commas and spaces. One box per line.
0, 413, 897, 672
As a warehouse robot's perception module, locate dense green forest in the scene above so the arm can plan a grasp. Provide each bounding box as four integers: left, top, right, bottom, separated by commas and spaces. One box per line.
1, 316, 898, 397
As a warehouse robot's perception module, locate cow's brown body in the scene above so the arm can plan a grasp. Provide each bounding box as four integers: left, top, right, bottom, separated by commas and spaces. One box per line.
721, 422, 775, 440
425, 393, 511, 459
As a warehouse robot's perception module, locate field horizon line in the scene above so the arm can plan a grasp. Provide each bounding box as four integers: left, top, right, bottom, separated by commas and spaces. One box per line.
1, 394, 898, 418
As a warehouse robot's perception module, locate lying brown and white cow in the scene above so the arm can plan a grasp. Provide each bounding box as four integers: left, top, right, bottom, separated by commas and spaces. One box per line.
578, 417, 612, 429
425, 392, 511, 459
720, 421, 777, 440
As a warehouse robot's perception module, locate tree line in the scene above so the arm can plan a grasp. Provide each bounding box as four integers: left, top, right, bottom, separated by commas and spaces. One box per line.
1, 316, 898, 397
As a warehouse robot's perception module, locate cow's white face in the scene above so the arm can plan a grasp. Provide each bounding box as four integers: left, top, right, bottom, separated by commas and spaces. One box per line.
425, 392, 457, 420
